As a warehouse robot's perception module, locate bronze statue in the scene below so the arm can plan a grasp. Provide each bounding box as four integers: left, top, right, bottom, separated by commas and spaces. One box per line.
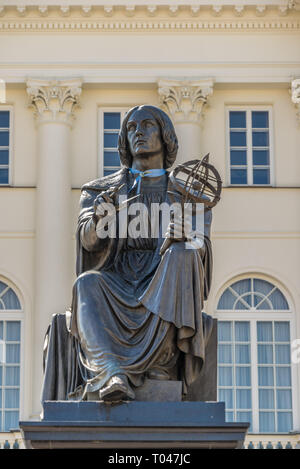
42, 105, 218, 404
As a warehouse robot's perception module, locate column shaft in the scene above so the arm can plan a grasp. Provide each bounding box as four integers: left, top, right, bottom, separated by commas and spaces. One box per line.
27, 79, 81, 416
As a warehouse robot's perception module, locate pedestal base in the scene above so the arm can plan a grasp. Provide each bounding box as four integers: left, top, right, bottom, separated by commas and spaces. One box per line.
20, 401, 249, 449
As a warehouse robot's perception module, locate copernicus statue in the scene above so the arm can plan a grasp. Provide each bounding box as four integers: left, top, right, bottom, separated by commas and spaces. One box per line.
42, 105, 215, 403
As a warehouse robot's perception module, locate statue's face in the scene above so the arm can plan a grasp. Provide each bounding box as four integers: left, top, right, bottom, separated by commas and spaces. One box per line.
126, 109, 164, 161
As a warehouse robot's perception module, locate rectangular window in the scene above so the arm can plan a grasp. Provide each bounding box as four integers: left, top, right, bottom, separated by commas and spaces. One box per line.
218, 321, 253, 431
227, 107, 273, 186
99, 109, 127, 177
217, 320, 293, 433
0, 109, 11, 185
0, 321, 21, 431
257, 321, 292, 433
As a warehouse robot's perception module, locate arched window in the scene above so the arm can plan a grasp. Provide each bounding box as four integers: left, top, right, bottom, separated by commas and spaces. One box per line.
0, 279, 22, 432
216, 276, 293, 434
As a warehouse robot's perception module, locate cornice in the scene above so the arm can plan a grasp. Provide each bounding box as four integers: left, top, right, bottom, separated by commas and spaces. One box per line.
0, 18, 300, 32
0, 2, 300, 31
0, 1, 299, 31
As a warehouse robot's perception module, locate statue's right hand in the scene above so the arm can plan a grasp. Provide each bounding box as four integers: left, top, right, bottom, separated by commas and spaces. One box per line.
93, 191, 115, 222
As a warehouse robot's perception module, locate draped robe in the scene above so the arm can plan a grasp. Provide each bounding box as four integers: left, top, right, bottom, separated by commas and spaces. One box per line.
68, 168, 214, 399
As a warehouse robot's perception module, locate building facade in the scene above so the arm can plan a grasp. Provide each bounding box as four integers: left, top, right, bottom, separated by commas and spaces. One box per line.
0, 0, 300, 448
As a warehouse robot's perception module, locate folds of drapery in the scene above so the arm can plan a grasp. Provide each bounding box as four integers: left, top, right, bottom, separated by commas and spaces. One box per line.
42, 168, 216, 401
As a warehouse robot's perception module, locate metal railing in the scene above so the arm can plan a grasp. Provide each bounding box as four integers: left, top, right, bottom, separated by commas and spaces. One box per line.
244, 434, 300, 449
0, 431, 24, 449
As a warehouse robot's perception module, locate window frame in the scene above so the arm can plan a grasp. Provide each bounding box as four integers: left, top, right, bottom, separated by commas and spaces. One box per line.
0, 106, 13, 186
215, 275, 298, 434
225, 105, 275, 187
98, 107, 128, 178
0, 278, 24, 432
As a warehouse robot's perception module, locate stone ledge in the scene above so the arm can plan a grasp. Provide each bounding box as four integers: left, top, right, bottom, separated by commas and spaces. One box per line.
20, 401, 249, 449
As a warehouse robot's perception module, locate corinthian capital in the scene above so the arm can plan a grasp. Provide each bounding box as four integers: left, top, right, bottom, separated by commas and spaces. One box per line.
26, 79, 82, 127
291, 78, 300, 125
158, 79, 214, 124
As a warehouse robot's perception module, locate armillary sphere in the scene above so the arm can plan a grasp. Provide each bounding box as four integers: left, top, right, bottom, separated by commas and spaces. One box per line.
169, 154, 222, 208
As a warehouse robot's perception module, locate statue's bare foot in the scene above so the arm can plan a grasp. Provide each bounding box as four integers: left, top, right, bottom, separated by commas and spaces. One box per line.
99, 374, 135, 402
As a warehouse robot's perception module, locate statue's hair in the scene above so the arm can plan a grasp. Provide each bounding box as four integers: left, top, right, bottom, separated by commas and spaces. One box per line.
118, 105, 178, 169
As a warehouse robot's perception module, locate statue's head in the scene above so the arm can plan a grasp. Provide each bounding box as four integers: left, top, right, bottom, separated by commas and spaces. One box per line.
118, 105, 178, 169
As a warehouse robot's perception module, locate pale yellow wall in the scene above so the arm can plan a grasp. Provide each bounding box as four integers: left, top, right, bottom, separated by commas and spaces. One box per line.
0, 3, 299, 424
1, 32, 300, 64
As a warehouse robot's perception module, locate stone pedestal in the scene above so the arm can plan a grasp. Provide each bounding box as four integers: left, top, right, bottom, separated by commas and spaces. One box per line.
20, 401, 249, 449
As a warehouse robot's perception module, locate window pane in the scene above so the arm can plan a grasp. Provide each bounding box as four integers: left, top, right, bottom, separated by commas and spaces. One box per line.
235, 322, 250, 342
236, 389, 251, 409
4, 410, 19, 432
104, 151, 120, 167
230, 169, 247, 185
0, 168, 9, 184
255, 297, 271, 310
258, 344, 273, 364
252, 131, 269, 147
258, 367, 274, 386
0, 321, 3, 339
236, 411, 252, 430
0, 365, 2, 385
235, 298, 251, 310
274, 322, 290, 342
253, 168, 270, 185
259, 389, 274, 409
253, 279, 273, 296
259, 411, 275, 432
104, 169, 117, 177
236, 367, 251, 386
0, 131, 9, 146
218, 344, 232, 364
257, 322, 273, 342
0, 149, 9, 164
235, 345, 250, 364
1, 289, 21, 309
252, 111, 269, 128
6, 344, 20, 364
218, 321, 232, 341
219, 389, 233, 408
230, 150, 247, 165
277, 390, 292, 410
104, 132, 119, 148
277, 412, 293, 433
268, 290, 289, 310
276, 367, 291, 387
253, 150, 269, 165
253, 293, 267, 308
217, 290, 236, 310
230, 111, 246, 128
218, 367, 233, 386
5, 389, 19, 409
230, 131, 246, 147
104, 112, 121, 130
275, 345, 290, 364
225, 411, 234, 422
231, 279, 251, 295
0, 111, 10, 128
5, 366, 20, 386
6, 322, 20, 341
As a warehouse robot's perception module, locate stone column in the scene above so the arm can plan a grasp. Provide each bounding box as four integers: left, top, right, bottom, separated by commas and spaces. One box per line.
291, 78, 300, 125
158, 79, 214, 165
26, 79, 82, 416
